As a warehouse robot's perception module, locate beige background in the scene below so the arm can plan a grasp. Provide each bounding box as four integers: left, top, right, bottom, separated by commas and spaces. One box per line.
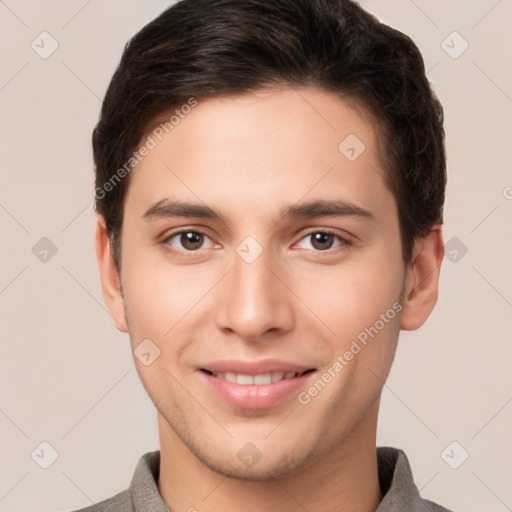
1, 1, 511, 511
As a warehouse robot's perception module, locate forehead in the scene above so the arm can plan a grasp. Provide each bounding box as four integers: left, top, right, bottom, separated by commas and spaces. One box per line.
144, 87, 379, 167
124, 87, 393, 224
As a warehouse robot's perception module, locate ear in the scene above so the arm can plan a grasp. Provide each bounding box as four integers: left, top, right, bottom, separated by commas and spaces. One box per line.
95, 215, 128, 333
400, 224, 444, 331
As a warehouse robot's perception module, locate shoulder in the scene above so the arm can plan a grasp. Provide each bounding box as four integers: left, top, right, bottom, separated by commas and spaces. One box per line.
67, 488, 132, 512
65, 450, 162, 512
377, 446, 455, 512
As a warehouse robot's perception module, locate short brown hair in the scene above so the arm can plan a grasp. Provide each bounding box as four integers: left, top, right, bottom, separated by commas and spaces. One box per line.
93, 0, 446, 269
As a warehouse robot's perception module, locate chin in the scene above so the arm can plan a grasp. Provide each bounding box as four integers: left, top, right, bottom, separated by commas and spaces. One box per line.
200, 451, 312, 481
179, 430, 315, 481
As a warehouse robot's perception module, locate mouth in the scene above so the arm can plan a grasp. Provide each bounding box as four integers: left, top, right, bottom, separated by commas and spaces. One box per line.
198, 361, 317, 409
201, 369, 315, 385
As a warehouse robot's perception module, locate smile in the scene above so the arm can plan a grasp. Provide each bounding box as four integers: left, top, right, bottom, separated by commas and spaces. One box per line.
205, 370, 310, 385
199, 363, 316, 409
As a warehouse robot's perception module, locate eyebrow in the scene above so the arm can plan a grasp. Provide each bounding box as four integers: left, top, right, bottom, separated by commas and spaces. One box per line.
142, 198, 374, 223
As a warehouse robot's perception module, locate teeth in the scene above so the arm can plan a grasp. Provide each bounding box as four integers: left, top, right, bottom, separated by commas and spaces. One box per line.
236, 374, 254, 385
225, 372, 237, 383
211, 371, 300, 385
254, 374, 272, 385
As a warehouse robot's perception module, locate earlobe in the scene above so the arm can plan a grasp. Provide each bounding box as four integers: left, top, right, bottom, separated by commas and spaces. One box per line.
95, 216, 129, 333
400, 225, 444, 331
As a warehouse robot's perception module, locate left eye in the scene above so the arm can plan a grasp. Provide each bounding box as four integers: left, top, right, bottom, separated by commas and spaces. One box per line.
165, 230, 215, 251
296, 231, 347, 251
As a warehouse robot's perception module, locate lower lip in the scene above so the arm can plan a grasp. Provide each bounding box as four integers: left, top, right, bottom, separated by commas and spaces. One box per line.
199, 371, 315, 409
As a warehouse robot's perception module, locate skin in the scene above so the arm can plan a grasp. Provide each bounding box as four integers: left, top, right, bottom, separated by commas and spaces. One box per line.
96, 87, 444, 512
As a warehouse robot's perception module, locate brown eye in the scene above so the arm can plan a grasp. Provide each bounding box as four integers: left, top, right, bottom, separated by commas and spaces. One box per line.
295, 230, 348, 252
180, 231, 204, 250
165, 230, 214, 252
310, 232, 335, 250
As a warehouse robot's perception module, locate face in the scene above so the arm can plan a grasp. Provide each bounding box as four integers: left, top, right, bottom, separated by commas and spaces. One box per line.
97, 87, 437, 480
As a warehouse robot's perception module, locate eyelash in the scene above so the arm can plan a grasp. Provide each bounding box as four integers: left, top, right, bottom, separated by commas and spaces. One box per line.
162, 228, 352, 257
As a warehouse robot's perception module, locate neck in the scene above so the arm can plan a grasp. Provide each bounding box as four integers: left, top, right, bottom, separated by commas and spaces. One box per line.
157, 402, 382, 512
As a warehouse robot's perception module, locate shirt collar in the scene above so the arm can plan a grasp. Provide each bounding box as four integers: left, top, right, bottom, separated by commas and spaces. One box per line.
375, 446, 424, 511
130, 450, 169, 512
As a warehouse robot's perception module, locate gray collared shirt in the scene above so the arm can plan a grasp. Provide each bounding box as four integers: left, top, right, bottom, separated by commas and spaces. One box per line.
69, 447, 453, 511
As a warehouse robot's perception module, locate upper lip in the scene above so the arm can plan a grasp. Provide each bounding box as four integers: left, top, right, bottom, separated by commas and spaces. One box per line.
200, 359, 315, 375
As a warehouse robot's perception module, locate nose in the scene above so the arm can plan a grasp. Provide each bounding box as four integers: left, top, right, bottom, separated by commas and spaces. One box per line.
214, 246, 295, 342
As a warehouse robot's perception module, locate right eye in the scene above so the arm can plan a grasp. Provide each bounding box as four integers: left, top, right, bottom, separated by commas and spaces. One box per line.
163, 229, 218, 253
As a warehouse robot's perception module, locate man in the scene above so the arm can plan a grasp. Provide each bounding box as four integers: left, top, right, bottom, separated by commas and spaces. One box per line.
82, 0, 450, 510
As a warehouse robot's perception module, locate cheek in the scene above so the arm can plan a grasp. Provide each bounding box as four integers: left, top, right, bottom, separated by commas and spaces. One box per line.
306, 276, 402, 420
291, 247, 404, 345
121, 251, 217, 345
